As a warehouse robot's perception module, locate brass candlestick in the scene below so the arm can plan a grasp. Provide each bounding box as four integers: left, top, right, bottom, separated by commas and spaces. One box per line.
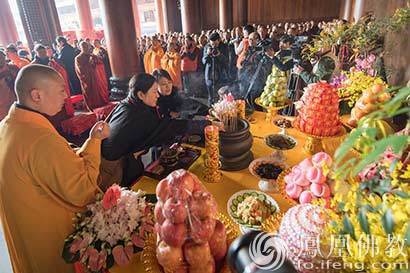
204, 125, 222, 183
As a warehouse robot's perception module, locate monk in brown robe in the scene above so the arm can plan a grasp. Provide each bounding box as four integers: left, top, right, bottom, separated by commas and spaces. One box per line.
0, 51, 18, 120
32, 45, 75, 126
75, 42, 109, 111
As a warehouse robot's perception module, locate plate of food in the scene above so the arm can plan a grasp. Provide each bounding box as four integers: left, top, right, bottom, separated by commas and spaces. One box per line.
273, 117, 293, 129
227, 190, 279, 231
265, 134, 297, 150
249, 157, 288, 192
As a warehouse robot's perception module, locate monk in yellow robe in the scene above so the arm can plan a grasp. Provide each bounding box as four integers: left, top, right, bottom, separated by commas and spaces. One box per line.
143, 37, 164, 74
0, 64, 110, 273
6, 44, 30, 69
161, 42, 182, 89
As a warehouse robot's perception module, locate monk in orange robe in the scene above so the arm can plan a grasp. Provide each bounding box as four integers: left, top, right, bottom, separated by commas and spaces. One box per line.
0, 64, 110, 273
161, 42, 182, 89
6, 44, 30, 69
75, 42, 109, 111
0, 51, 18, 120
144, 36, 164, 74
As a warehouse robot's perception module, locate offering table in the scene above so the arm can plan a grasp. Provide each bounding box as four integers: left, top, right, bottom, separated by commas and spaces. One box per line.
111, 111, 348, 273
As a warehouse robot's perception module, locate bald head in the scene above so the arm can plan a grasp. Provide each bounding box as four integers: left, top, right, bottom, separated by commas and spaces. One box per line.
79, 41, 89, 53
15, 64, 60, 100
15, 64, 67, 116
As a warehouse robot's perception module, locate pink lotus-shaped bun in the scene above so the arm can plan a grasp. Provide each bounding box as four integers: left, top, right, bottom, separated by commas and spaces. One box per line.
292, 165, 302, 173
310, 183, 322, 197
306, 166, 326, 184
310, 183, 331, 198
284, 173, 295, 184
311, 152, 332, 167
286, 183, 303, 199
299, 191, 314, 204
292, 167, 310, 187
299, 158, 313, 169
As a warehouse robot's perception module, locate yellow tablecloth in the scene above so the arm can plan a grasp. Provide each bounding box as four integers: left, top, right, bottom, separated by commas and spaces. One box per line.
111, 111, 348, 273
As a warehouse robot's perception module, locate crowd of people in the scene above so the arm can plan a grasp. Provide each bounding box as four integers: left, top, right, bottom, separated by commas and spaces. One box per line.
136, 20, 329, 105
1, 19, 341, 125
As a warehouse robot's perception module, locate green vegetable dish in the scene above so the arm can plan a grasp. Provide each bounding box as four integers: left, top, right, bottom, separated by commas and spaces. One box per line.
228, 191, 278, 228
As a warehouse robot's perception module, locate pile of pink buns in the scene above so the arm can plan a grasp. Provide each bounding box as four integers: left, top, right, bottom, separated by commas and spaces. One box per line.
284, 152, 332, 206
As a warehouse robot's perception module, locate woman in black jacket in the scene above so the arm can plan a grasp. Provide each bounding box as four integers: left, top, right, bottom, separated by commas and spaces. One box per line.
152, 69, 183, 119
101, 73, 210, 188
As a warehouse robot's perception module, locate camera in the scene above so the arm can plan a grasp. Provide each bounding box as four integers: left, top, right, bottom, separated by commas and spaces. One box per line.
291, 36, 309, 64
229, 36, 242, 45
258, 40, 273, 53
210, 47, 220, 56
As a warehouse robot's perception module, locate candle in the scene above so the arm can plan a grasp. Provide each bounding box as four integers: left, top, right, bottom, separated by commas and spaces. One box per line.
204, 125, 221, 183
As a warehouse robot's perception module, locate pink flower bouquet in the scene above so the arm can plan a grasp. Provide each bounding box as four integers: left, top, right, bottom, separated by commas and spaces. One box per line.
62, 185, 155, 273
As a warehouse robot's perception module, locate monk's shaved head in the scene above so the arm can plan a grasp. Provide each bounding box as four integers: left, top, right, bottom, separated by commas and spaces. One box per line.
15, 64, 62, 101
14, 64, 67, 116
79, 41, 89, 52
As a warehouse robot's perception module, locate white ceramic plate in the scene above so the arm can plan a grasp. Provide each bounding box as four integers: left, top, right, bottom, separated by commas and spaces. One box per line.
227, 190, 280, 230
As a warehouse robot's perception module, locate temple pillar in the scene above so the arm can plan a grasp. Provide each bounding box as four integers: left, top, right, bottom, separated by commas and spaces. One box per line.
219, 0, 232, 30
353, 0, 365, 22
131, 0, 142, 37
0, 0, 19, 46
233, 0, 247, 27
161, 0, 182, 33
74, 0, 94, 39
100, 0, 141, 100
155, 0, 165, 33
340, 0, 353, 21
180, 0, 201, 34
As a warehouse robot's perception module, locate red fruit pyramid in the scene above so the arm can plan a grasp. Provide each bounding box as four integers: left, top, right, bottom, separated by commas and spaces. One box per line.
294, 81, 342, 137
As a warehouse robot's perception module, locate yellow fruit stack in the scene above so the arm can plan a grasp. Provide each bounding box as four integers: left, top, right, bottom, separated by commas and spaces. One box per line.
348, 83, 391, 127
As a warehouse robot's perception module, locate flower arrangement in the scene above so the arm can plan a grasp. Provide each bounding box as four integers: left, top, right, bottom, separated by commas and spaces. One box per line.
321, 86, 410, 273
303, 7, 410, 64
337, 69, 387, 107
324, 150, 410, 273
62, 185, 155, 273
354, 54, 377, 77
330, 73, 348, 89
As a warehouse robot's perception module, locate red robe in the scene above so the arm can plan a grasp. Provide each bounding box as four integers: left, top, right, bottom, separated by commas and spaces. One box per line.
0, 64, 18, 120
75, 53, 109, 111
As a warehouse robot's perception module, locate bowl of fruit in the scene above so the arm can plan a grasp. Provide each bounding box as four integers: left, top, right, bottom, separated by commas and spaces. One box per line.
249, 157, 287, 193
